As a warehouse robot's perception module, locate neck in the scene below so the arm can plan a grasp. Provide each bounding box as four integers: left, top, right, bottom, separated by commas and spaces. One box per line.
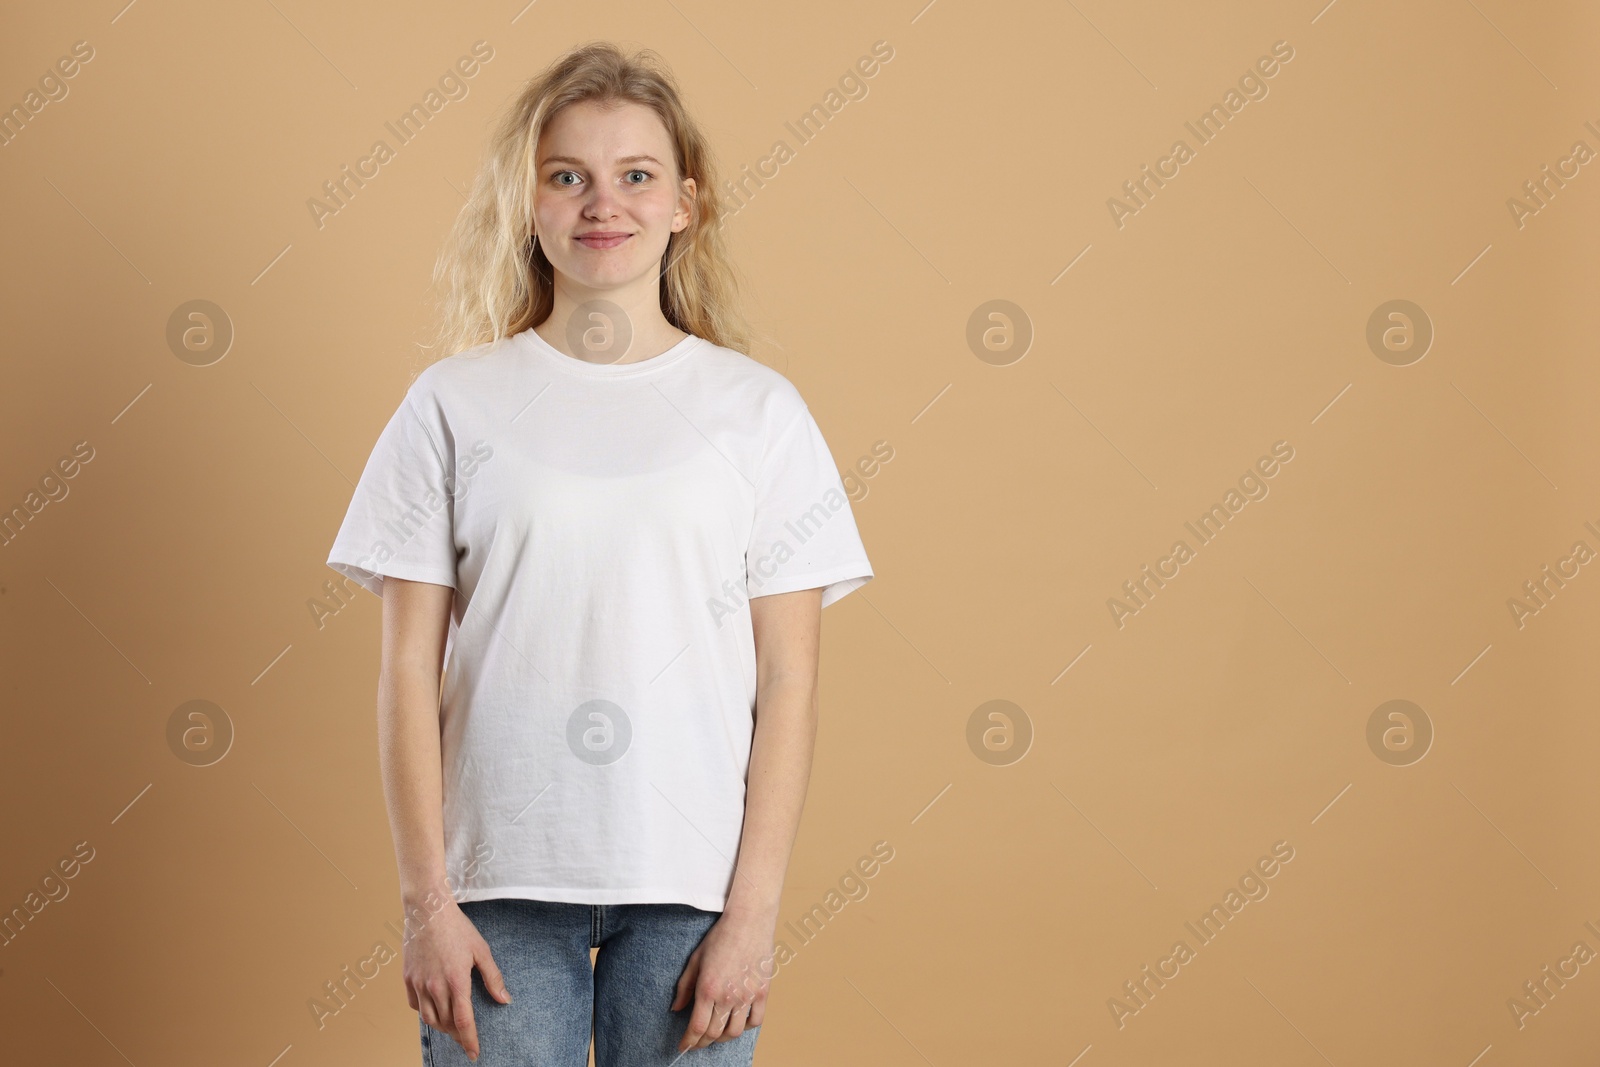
539, 280, 685, 364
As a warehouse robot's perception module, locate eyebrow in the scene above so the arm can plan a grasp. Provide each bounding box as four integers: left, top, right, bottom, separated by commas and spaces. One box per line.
540, 154, 665, 169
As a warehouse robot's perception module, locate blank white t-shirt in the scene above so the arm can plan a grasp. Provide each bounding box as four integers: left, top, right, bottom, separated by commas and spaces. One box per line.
326, 326, 874, 911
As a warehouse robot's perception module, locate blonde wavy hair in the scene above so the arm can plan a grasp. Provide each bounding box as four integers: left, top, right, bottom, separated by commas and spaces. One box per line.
424, 41, 755, 364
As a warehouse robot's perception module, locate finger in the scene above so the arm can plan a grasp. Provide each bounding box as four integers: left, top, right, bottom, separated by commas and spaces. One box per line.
696, 1000, 732, 1049
720, 1003, 751, 1040
418, 987, 444, 1032
670, 949, 700, 1013
452, 979, 480, 1061
424, 980, 452, 1034
678, 987, 715, 1053
476, 941, 513, 1005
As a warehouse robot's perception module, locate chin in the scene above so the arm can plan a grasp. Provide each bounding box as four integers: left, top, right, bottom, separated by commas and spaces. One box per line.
573, 254, 645, 277
571, 264, 636, 287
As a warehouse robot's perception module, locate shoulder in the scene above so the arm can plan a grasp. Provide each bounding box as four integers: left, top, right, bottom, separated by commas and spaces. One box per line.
405, 333, 524, 408
688, 338, 810, 431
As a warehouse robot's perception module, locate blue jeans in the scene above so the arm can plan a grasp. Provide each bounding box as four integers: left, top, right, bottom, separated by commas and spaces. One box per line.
420, 898, 761, 1066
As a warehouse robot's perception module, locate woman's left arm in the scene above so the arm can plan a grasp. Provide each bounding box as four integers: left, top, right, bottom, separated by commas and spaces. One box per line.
673, 585, 822, 1051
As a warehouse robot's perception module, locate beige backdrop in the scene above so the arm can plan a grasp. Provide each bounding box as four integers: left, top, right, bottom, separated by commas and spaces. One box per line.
2, 0, 1597, 1064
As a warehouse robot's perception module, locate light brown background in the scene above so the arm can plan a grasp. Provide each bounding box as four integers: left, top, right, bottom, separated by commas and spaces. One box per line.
2, 0, 1597, 1063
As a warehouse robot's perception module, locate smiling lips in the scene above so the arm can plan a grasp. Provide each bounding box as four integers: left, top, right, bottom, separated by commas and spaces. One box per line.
576, 231, 631, 249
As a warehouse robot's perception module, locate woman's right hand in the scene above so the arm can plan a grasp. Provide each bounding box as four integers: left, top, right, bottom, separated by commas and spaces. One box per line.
402, 898, 512, 1062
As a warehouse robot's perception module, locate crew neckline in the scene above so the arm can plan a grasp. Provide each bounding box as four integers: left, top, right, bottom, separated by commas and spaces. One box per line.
517, 326, 702, 378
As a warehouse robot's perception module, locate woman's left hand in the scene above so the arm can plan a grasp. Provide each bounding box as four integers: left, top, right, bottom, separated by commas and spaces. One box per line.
672, 906, 776, 1051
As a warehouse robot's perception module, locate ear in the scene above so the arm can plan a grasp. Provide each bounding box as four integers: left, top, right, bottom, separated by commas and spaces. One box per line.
674, 176, 697, 232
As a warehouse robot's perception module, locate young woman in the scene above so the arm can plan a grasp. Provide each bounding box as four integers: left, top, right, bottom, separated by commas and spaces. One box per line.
326, 42, 874, 1065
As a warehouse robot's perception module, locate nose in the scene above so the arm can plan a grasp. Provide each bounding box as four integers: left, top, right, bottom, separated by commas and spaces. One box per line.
583, 182, 620, 220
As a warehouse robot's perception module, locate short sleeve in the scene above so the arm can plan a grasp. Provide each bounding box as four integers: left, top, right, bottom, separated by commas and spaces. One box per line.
745, 407, 874, 608
326, 387, 459, 597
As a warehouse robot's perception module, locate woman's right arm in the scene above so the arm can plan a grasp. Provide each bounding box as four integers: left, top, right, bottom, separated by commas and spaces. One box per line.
378, 576, 511, 1062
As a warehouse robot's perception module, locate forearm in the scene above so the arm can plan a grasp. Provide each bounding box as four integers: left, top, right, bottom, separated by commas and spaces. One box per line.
725, 675, 818, 922
376, 662, 451, 909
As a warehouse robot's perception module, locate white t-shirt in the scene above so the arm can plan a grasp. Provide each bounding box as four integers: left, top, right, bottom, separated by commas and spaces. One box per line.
326, 326, 874, 911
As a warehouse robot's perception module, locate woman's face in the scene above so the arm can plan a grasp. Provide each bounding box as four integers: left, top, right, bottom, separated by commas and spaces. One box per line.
532, 99, 695, 298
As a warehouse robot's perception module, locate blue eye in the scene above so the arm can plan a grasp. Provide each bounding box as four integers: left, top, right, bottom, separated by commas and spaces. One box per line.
626, 170, 651, 184
554, 171, 581, 186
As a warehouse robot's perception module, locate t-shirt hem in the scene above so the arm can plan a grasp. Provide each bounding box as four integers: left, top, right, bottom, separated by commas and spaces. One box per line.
749, 561, 874, 608
452, 884, 729, 912
326, 555, 458, 596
